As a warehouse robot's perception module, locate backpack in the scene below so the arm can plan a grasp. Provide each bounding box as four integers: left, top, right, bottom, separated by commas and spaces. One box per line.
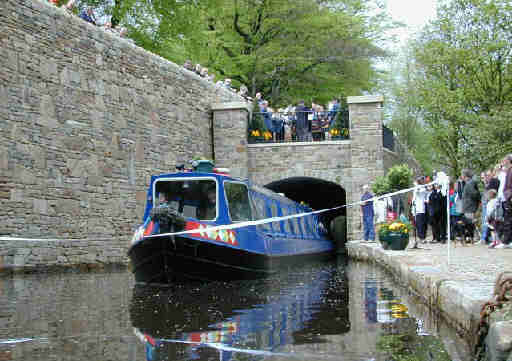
489, 202, 504, 223
494, 202, 505, 223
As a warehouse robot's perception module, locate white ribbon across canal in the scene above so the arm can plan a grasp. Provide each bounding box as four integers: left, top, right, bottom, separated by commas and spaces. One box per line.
0, 179, 441, 243
143, 180, 439, 239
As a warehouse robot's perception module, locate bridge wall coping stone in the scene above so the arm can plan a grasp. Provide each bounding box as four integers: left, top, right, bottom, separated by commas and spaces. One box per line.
211, 102, 251, 112
347, 95, 384, 104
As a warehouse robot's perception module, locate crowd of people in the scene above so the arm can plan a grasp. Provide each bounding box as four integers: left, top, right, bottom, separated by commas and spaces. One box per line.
44, 0, 131, 40
182, 61, 345, 142
359, 154, 512, 250
254, 98, 343, 142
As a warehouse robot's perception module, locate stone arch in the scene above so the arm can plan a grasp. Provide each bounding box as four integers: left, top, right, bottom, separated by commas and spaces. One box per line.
264, 176, 347, 246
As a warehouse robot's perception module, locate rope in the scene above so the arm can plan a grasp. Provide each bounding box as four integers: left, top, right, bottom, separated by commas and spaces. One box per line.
474, 272, 512, 359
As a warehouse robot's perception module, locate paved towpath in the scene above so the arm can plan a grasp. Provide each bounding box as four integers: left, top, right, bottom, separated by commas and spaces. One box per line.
359, 240, 512, 283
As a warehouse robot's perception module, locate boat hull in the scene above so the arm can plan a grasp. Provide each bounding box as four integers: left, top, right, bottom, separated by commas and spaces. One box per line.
128, 235, 334, 283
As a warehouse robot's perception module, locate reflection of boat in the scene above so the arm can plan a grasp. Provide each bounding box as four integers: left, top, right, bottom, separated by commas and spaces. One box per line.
129, 265, 349, 361
128, 171, 334, 283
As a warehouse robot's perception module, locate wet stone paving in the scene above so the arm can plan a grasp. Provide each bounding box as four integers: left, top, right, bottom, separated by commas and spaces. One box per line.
0, 258, 471, 361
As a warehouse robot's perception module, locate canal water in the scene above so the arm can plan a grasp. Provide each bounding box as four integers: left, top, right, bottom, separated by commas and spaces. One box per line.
0, 258, 471, 361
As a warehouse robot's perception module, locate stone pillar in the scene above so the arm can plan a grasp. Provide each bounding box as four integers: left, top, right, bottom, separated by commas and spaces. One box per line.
347, 95, 384, 241
211, 102, 251, 179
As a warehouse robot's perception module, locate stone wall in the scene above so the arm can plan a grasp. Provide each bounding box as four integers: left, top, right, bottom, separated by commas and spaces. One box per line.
347, 96, 385, 240
0, 237, 129, 272
0, 0, 243, 239
247, 141, 352, 189
212, 103, 251, 180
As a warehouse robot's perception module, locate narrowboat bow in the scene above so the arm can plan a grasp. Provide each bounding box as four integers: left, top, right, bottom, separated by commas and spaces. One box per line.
128, 170, 334, 283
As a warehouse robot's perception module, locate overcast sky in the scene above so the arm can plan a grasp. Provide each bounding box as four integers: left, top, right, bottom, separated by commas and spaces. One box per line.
384, 0, 439, 46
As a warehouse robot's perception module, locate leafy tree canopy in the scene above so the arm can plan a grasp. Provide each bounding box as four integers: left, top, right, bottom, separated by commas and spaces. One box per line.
389, 0, 512, 177
73, 0, 397, 106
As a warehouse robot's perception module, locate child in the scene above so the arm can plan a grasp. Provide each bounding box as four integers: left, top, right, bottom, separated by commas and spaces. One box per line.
486, 189, 502, 248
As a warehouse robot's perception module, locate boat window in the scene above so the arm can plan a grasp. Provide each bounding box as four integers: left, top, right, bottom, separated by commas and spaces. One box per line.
281, 206, 292, 234
270, 201, 279, 232
154, 179, 217, 220
294, 207, 304, 237
251, 193, 271, 231
312, 215, 320, 236
303, 215, 311, 236
224, 182, 252, 222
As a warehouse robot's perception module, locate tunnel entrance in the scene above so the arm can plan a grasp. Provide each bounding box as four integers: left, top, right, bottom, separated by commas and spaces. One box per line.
264, 177, 347, 245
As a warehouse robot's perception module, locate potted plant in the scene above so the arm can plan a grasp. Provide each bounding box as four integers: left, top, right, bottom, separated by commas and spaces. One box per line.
330, 99, 349, 139
248, 100, 266, 143
377, 220, 412, 250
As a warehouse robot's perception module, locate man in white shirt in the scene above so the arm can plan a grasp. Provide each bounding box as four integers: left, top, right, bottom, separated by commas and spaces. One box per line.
412, 176, 429, 248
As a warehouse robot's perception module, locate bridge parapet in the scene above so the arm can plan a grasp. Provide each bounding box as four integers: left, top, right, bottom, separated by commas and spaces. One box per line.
212, 95, 387, 241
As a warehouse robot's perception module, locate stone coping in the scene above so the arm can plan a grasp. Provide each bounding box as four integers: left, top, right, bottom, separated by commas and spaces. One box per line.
247, 140, 351, 148
211, 102, 252, 112
347, 95, 384, 104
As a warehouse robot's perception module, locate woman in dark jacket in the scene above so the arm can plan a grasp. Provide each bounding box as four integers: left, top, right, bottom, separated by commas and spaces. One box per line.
461, 169, 481, 241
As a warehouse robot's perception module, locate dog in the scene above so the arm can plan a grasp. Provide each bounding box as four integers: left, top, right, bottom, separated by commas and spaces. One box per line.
453, 217, 474, 246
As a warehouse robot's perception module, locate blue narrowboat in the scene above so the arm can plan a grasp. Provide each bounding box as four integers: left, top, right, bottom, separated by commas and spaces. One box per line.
128, 170, 334, 283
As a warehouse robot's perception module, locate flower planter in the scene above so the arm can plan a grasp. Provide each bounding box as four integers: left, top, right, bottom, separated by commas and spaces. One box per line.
379, 232, 409, 250
330, 135, 349, 140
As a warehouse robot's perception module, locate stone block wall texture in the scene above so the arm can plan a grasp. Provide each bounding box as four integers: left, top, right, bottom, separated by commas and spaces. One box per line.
0, 0, 242, 239
0, 238, 129, 272
347, 97, 385, 240
1, 0, 416, 255
247, 142, 352, 191
211, 103, 251, 180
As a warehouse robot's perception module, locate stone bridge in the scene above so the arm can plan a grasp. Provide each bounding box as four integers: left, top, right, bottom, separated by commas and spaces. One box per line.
0, 0, 420, 244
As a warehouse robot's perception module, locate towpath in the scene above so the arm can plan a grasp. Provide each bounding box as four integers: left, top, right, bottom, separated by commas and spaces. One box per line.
379, 241, 511, 283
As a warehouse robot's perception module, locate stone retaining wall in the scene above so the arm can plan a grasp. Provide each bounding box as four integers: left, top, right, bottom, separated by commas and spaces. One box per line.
0, 238, 130, 273
0, 0, 243, 239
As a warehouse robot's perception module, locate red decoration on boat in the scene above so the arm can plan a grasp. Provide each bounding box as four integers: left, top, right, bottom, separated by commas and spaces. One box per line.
185, 221, 238, 246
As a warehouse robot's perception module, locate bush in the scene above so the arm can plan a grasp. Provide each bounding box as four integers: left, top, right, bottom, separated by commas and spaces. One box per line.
372, 164, 413, 196
372, 175, 391, 196
387, 164, 413, 192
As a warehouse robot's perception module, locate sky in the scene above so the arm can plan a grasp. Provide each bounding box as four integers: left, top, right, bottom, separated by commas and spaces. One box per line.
384, 0, 439, 47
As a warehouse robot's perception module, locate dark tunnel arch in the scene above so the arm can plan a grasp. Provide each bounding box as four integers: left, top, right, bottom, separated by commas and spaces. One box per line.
264, 177, 347, 241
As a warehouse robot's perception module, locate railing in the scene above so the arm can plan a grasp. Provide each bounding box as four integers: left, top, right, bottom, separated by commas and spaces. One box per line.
382, 125, 395, 151
248, 110, 350, 144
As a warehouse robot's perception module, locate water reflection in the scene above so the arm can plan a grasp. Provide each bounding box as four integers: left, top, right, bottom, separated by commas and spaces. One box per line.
0, 259, 471, 360
129, 261, 350, 360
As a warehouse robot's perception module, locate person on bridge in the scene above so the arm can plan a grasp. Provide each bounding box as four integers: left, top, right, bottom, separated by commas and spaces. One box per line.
79, 7, 96, 25
360, 185, 375, 242
295, 100, 311, 142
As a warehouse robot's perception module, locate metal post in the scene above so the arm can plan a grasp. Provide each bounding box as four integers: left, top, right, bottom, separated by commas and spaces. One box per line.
446, 177, 451, 265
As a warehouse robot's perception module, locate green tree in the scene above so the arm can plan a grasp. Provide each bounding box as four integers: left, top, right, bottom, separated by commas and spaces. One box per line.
372, 164, 413, 196
372, 175, 390, 196
77, 0, 396, 106
387, 164, 413, 192
395, 0, 512, 176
